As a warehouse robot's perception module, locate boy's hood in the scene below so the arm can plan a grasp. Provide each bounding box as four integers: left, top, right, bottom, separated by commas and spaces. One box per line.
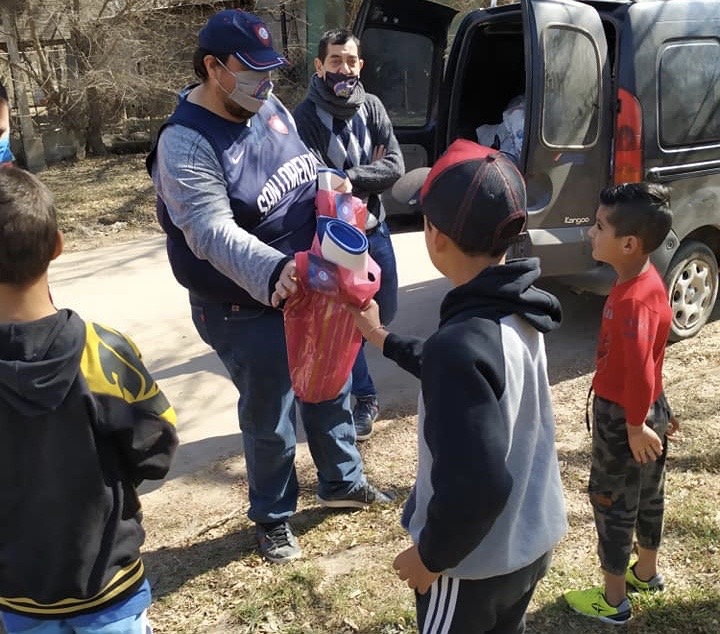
0, 309, 85, 416
440, 258, 562, 333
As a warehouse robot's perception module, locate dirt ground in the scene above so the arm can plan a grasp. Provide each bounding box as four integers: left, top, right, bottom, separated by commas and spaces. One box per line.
41, 154, 164, 251
26, 156, 720, 632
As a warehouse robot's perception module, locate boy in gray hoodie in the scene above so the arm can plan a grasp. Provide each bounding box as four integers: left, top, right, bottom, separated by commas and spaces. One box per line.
350, 140, 568, 633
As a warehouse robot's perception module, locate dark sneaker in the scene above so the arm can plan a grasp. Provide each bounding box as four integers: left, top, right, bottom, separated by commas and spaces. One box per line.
563, 586, 632, 625
353, 395, 379, 440
626, 562, 665, 592
256, 521, 301, 564
317, 482, 395, 509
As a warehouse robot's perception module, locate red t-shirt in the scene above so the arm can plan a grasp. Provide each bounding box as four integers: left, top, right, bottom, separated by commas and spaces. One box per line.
592, 265, 672, 426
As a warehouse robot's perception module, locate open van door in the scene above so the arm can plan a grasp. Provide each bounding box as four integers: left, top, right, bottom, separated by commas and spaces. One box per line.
518, 0, 611, 277
353, 0, 457, 185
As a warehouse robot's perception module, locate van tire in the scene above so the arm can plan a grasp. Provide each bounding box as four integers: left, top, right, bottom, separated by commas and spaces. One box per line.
664, 240, 719, 342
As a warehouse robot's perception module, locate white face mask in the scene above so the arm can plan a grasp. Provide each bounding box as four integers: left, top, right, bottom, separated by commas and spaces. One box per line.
216, 58, 273, 113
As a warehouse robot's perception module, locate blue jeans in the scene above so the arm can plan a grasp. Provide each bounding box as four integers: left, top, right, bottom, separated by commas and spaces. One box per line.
351, 221, 399, 398
1, 612, 149, 634
191, 298, 366, 523
1, 581, 151, 634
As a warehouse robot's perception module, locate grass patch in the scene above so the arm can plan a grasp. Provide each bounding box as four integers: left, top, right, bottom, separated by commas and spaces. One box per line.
144, 393, 720, 633
147, 498, 419, 633
40, 154, 161, 250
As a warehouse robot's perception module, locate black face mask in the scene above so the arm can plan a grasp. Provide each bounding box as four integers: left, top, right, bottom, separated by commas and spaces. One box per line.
324, 71, 359, 98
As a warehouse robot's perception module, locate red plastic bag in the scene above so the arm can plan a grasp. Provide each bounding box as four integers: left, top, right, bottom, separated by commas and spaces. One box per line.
284, 185, 380, 403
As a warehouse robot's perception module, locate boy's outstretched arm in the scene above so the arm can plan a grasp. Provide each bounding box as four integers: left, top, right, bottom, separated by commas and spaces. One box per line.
81, 322, 178, 485
349, 300, 425, 378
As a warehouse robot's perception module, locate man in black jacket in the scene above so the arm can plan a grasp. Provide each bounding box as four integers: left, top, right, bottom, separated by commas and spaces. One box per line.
293, 29, 404, 440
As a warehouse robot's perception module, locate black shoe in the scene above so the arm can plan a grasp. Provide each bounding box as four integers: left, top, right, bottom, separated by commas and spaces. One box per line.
256, 521, 301, 563
317, 482, 395, 509
353, 395, 379, 440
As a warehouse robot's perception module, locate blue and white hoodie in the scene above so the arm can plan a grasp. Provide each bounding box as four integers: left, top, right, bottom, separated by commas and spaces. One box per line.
383, 258, 567, 579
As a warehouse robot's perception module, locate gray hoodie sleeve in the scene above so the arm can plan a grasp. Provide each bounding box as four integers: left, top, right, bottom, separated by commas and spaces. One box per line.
152, 124, 287, 306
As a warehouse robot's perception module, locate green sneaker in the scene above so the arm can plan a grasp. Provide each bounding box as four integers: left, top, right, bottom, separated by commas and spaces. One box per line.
626, 562, 665, 592
563, 586, 632, 625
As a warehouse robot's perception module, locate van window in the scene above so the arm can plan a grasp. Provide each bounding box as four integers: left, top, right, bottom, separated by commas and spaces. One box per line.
541, 25, 601, 148
659, 40, 720, 147
360, 28, 434, 127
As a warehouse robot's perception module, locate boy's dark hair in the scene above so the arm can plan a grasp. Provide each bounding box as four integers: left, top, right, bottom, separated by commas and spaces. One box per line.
193, 49, 232, 81
600, 182, 672, 253
0, 167, 57, 286
318, 29, 361, 62
0, 80, 8, 104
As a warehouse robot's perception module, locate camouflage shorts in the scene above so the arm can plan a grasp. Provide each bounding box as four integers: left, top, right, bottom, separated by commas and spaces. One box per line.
589, 395, 670, 576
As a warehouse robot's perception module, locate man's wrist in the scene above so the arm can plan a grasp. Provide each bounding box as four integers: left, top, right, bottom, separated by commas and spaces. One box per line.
268, 256, 293, 303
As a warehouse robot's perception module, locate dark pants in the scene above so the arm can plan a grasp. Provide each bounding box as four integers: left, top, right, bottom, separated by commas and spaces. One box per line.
351, 221, 398, 398
190, 298, 366, 524
590, 395, 669, 576
415, 551, 552, 634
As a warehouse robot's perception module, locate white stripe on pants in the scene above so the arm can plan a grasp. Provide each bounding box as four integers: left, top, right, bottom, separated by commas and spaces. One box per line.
422, 576, 460, 634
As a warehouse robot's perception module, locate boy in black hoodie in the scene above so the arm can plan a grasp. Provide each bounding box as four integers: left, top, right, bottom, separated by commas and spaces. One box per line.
349, 140, 568, 633
0, 166, 178, 633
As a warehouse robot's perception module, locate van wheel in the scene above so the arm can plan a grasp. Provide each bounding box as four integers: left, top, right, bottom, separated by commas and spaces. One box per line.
664, 241, 719, 342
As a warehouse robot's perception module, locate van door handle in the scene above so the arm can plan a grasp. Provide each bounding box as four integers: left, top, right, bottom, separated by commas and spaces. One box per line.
647, 160, 720, 182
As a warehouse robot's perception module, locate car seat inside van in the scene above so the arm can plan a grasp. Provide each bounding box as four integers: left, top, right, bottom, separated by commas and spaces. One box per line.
355, 0, 720, 341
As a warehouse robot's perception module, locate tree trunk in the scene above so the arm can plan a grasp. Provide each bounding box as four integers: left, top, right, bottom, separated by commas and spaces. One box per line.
85, 86, 107, 155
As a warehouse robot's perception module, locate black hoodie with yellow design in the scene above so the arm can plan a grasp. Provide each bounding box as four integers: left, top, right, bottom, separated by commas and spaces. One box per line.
0, 309, 177, 618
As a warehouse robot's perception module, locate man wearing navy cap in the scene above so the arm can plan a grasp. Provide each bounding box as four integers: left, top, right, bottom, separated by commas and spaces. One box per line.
147, 9, 391, 565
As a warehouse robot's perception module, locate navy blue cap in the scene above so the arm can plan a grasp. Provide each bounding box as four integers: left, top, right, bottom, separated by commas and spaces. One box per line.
199, 10, 289, 71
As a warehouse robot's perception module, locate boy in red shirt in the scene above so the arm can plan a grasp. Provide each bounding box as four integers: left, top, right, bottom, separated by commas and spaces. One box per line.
564, 182, 680, 624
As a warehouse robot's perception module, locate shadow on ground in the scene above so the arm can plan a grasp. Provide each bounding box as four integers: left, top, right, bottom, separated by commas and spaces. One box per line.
144, 488, 413, 600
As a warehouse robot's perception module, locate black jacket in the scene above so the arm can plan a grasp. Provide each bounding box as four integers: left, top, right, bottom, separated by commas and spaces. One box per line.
0, 310, 177, 618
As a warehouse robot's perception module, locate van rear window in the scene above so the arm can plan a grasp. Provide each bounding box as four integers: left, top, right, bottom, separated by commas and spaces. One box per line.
360, 28, 434, 127
541, 25, 601, 149
659, 40, 720, 148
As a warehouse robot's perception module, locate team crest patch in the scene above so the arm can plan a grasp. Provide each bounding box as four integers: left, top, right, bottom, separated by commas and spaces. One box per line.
268, 114, 288, 135
255, 24, 271, 45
